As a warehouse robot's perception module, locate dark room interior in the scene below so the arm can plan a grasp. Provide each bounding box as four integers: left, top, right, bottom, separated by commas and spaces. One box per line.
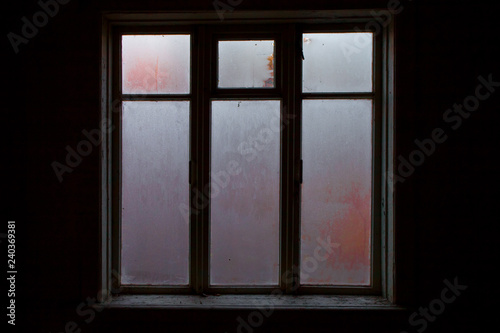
4, 0, 499, 332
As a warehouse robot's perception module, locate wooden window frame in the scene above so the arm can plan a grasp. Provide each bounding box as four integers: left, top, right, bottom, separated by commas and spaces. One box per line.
99, 10, 396, 303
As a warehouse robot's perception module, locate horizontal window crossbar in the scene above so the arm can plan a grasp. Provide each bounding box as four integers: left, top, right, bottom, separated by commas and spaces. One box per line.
122, 94, 191, 101
301, 92, 374, 99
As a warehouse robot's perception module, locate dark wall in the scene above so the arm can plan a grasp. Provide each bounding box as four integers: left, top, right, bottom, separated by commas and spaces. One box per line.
4, 0, 498, 332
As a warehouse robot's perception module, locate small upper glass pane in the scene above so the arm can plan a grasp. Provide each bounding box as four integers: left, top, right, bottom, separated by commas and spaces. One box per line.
122, 35, 190, 94
302, 33, 373, 93
218, 40, 275, 88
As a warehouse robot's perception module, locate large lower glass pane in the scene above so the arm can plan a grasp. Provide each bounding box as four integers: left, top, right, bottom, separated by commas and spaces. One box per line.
218, 40, 275, 88
303, 33, 373, 93
121, 101, 189, 285
210, 100, 280, 285
122, 35, 190, 94
301, 99, 372, 285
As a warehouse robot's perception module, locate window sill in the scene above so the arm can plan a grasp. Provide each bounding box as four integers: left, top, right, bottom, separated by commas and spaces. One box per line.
98, 294, 404, 311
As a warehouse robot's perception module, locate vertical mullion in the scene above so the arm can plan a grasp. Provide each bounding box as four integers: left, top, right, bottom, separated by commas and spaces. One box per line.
281, 24, 302, 294
292, 25, 303, 293
381, 23, 389, 299
280, 26, 291, 293
372, 27, 384, 294
100, 18, 111, 302
191, 27, 201, 294
200, 25, 212, 293
111, 29, 122, 293
385, 21, 396, 301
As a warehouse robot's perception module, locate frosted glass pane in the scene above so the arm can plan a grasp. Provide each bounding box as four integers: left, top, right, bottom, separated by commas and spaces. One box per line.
303, 33, 373, 92
301, 100, 372, 285
122, 35, 190, 94
121, 101, 189, 285
218, 40, 275, 88
210, 100, 280, 285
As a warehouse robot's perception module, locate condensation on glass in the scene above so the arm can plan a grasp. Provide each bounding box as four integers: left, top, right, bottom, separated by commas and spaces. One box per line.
122, 35, 190, 94
218, 40, 275, 88
301, 99, 372, 286
302, 33, 373, 93
210, 100, 280, 285
121, 101, 190, 285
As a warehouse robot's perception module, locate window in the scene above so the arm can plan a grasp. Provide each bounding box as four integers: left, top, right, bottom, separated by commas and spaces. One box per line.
101, 13, 393, 300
